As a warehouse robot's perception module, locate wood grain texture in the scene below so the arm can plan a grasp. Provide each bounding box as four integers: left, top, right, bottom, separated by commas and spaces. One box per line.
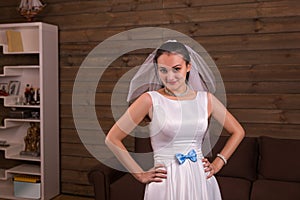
0, 0, 299, 197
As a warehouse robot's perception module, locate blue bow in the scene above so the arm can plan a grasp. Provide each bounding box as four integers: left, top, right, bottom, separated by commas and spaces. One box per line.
175, 149, 197, 165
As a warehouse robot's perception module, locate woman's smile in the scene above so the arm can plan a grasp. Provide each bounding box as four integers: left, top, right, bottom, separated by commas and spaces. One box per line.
157, 53, 191, 93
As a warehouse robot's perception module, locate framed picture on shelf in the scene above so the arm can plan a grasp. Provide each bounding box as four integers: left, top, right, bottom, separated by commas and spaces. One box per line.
0, 83, 8, 92
8, 81, 20, 96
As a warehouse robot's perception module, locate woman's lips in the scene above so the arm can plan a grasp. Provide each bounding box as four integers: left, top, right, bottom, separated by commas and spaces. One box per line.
167, 80, 177, 85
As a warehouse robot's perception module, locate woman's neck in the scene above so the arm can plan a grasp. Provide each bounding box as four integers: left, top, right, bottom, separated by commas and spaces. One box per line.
164, 85, 189, 97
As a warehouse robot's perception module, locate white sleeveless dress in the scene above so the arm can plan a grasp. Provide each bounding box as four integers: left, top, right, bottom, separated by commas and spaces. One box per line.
144, 91, 222, 200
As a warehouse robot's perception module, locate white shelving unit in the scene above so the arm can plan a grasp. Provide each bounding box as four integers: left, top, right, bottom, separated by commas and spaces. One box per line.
0, 22, 59, 200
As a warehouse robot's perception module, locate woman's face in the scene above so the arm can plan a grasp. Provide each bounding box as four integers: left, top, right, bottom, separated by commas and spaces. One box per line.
157, 53, 191, 92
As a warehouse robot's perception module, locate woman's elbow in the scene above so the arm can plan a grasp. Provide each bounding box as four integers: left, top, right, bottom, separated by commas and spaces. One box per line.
105, 134, 113, 147
237, 126, 245, 140
230, 124, 245, 141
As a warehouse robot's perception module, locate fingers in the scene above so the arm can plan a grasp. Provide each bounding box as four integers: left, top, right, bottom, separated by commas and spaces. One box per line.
202, 158, 210, 171
147, 165, 167, 183
202, 158, 215, 179
154, 166, 167, 178
206, 164, 215, 179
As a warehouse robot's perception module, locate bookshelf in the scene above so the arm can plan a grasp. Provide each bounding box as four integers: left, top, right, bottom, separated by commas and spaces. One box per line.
0, 22, 59, 200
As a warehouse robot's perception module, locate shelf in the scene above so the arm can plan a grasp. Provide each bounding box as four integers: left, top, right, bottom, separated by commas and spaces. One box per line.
0, 143, 40, 162
7, 153, 40, 162
0, 120, 23, 129
5, 118, 40, 123
0, 66, 40, 77
0, 178, 41, 200
1, 96, 40, 108
0, 164, 40, 181
0, 23, 40, 53
0, 44, 39, 55
0, 22, 59, 200
8, 164, 41, 176
4, 104, 40, 109
0, 143, 23, 157
0, 118, 40, 129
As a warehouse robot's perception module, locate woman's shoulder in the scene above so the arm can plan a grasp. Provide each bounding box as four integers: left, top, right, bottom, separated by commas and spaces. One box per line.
129, 92, 153, 109
145, 90, 163, 100
195, 90, 210, 99
138, 92, 153, 102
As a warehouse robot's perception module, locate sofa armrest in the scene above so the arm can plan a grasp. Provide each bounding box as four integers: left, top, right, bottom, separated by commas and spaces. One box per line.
88, 163, 125, 200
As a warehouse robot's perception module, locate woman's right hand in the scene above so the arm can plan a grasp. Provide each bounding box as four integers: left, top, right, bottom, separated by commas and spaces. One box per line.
134, 165, 167, 184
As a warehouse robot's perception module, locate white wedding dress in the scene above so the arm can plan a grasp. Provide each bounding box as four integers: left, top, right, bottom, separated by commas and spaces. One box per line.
144, 91, 222, 200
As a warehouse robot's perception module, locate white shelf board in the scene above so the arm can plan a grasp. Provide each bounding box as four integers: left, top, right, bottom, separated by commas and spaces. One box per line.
0, 164, 39, 181
0, 143, 23, 156
0, 66, 40, 77
4, 104, 40, 109
7, 154, 41, 162
0, 143, 40, 162
1, 96, 40, 108
0, 44, 39, 54
0, 118, 40, 129
7, 164, 41, 176
5, 118, 40, 123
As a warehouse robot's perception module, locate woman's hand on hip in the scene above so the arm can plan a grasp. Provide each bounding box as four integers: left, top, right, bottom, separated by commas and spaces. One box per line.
202, 158, 221, 179
134, 165, 167, 184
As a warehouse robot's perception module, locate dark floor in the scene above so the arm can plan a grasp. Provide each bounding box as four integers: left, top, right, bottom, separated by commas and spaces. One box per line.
52, 194, 94, 200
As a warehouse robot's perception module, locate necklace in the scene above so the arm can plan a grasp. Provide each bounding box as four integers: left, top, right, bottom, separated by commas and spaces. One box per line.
164, 86, 189, 97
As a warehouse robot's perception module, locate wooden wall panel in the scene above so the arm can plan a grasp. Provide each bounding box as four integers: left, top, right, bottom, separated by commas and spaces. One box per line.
0, 0, 299, 197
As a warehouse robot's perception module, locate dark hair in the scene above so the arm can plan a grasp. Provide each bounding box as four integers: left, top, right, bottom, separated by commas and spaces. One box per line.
154, 41, 190, 64
154, 41, 191, 80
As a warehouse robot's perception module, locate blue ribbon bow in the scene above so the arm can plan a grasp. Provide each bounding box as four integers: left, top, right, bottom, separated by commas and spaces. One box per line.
175, 149, 197, 165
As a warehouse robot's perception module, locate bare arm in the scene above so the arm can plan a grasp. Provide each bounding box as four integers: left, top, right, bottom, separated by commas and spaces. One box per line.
206, 93, 245, 177
105, 93, 167, 183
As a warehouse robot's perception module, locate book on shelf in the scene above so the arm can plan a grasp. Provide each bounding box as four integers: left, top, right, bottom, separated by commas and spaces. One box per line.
13, 174, 41, 183
6, 30, 24, 52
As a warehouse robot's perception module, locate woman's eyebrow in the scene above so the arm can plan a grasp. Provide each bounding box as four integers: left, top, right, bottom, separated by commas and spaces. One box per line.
158, 64, 182, 68
172, 64, 182, 68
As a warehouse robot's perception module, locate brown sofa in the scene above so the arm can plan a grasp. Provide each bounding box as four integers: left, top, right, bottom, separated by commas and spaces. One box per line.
88, 136, 300, 200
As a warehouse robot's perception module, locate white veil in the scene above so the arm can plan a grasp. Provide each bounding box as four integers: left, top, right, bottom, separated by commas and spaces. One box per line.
126, 40, 225, 157
127, 41, 216, 102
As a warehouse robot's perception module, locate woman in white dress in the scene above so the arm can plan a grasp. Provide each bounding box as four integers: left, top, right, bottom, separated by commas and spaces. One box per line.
106, 41, 245, 199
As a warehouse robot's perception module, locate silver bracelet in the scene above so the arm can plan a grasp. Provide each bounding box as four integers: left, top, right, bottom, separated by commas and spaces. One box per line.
217, 153, 227, 165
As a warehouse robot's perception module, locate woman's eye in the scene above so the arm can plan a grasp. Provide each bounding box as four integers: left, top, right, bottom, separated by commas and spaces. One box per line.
173, 67, 181, 72
159, 68, 167, 73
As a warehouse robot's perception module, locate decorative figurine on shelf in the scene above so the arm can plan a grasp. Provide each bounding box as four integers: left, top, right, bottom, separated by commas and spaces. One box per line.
24, 84, 38, 105
18, 0, 46, 22
29, 85, 35, 105
36, 88, 40, 105
0, 83, 9, 96
20, 122, 40, 157
24, 84, 31, 105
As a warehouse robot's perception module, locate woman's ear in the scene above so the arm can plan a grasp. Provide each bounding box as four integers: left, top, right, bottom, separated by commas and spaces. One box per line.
187, 63, 192, 72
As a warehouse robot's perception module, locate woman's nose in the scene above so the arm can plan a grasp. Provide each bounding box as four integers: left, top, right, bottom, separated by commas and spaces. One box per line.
167, 71, 175, 80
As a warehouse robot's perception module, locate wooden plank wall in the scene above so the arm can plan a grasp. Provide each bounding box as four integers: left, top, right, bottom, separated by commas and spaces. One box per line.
0, 0, 299, 197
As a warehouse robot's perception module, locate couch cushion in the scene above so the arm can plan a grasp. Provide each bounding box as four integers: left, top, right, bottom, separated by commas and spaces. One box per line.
216, 176, 252, 200
212, 136, 258, 181
110, 174, 145, 200
251, 180, 300, 200
259, 136, 300, 182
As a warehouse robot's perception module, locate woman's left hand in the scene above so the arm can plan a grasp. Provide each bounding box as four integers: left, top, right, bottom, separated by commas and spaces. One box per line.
202, 158, 218, 179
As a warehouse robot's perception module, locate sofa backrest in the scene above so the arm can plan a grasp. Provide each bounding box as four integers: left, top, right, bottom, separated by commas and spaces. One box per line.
212, 136, 259, 181
258, 136, 300, 182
